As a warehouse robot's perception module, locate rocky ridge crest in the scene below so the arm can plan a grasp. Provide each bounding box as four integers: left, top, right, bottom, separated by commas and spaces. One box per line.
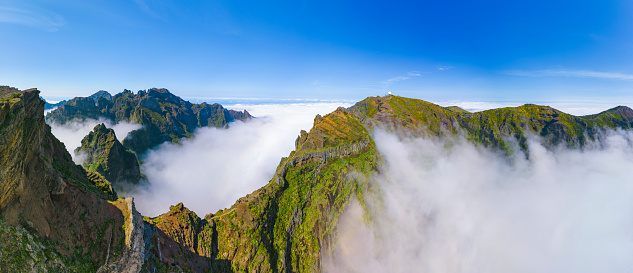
75, 123, 141, 188
47, 88, 253, 155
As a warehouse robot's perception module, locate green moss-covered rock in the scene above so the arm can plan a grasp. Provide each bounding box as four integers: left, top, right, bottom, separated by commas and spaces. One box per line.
75, 123, 141, 187
47, 88, 252, 155
349, 95, 633, 153
0, 219, 69, 272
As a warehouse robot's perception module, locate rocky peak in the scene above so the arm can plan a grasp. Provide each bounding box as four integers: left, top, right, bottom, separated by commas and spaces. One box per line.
88, 90, 113, 102
47, 88, 253, 155
75, 123, 141, 187
0, 88, 130, 270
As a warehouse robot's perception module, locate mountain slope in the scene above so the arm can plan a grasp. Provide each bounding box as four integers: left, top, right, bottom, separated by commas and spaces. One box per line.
0, 86, 145, 272
75, 123, 141, 187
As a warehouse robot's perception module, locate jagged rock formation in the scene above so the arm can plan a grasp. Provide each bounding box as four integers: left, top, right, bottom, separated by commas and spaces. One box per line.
143, 203, 230, 272
86, 170, 118, 201
0, 86, 134, 271
89, 90, 113, 102
75, 123, 141, 187
45, 96, 104, 122
43, 98, 69, 110
98, 197, 146, 273
47, 88, 253, 155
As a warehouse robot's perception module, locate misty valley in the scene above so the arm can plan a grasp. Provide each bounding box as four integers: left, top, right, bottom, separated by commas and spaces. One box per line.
2, 86, 633, 272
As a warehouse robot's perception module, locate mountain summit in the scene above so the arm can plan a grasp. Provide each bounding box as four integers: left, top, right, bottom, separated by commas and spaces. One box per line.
75, 123, 141, 188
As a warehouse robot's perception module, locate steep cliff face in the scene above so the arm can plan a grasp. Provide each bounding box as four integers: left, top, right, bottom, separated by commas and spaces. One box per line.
46, 88, 253, 155
0, 86, 136, 271
75, 123, 141, 187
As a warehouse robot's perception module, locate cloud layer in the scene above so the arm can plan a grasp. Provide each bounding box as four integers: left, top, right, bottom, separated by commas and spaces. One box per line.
325, 129, 633, 273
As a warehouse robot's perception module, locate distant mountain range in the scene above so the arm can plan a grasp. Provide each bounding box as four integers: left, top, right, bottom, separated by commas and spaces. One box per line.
46, 88, 252, 155
1, 85, 632, 272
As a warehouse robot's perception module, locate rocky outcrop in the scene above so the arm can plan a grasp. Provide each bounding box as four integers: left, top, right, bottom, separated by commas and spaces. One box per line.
75, 123, 141, 187
142, 203, 231, 272
98, 197, 146, 273
45, 96, 104, 122
89, 90, 113, 102
0, 219, 69, 272
0, 86, 129, 271
86, 170, 117, 201
47, 88, 253, 155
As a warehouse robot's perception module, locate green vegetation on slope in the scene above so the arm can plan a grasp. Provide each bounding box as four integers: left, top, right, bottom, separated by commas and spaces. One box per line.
75, 123, 141, 188
46, 88, 252, 155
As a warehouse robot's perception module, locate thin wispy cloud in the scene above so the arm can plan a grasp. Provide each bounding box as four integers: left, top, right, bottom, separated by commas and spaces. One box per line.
382, 71, 422, 86
312, 80, 324, 85
0, 6, 65, 31
506, 69, 633, 80
132, 0, 163, 19
437, 65, 454, 71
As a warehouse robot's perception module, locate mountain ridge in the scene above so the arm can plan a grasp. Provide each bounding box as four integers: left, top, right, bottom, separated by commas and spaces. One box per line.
75, 123, 142, 188
46, 88, 253, 155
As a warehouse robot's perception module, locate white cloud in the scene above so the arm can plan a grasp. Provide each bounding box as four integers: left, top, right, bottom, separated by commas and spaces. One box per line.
383, 71, 422, 86
437, 65, 454, 71
128, 102, 351, 217
48, 118, 141, 161
407, 71, 422, 76
506, 69, 633, 81
0, 6, 65, 31
325, 129, 633, 273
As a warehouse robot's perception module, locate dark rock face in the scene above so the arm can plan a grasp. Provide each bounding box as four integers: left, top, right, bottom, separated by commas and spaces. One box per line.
47, 88, 252, 155
0, 86, 129, 271
143, 203, 230, 272
75, 123, 141, 187
88, 90, 112, 102
46, 96, 103, 122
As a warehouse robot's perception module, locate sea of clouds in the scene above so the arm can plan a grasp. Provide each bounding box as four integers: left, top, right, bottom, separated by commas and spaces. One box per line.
324, 129, 633, 273
46, 98, 633, 271
48, 118, 141, 161
48, 102, 350, 217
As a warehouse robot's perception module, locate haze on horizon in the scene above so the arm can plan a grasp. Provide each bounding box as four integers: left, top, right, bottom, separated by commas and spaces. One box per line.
1, 0, 633, 107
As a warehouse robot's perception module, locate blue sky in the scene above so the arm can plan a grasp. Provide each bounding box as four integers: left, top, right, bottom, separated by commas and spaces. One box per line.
1, 0, 633, 104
